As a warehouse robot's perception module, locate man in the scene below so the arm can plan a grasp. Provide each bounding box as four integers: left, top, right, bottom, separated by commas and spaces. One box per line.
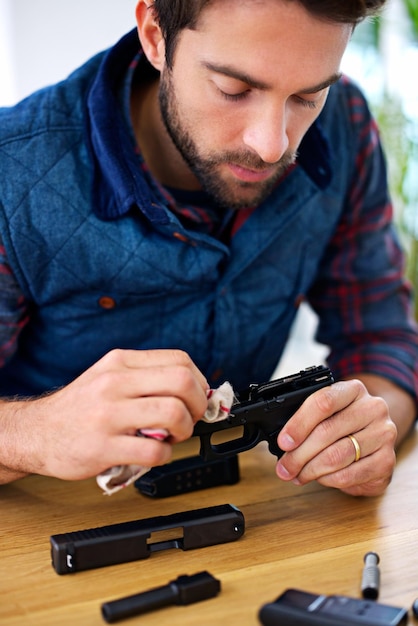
0, 0, 416, 495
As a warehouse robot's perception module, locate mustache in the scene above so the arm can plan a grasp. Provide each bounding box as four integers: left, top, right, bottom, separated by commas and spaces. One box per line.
206, 150, 297, 171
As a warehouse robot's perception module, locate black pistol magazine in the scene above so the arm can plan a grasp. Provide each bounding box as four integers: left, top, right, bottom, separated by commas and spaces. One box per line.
135, 454, 240, 497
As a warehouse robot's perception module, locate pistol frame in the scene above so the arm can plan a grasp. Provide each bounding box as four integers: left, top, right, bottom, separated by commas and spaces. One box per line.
193, 365, 334, 461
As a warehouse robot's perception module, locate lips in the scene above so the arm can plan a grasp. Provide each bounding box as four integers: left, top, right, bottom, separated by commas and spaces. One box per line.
227, 162, 276, 183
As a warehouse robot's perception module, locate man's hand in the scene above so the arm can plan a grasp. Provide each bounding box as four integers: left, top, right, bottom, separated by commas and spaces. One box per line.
0, 349, 209, 483
276, 379, 398, 496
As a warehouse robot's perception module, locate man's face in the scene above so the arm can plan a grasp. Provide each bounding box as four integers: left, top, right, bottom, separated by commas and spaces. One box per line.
155, 0, 351, 209
159, 69, 297, 209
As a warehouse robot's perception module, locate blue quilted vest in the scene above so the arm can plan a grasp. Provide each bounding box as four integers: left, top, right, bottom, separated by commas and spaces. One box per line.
0, 30, 359, 395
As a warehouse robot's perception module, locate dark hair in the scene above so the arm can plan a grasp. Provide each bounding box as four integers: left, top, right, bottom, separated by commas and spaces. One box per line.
151, 0, 387, 67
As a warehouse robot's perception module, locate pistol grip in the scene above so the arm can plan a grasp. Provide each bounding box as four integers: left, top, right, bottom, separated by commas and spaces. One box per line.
198, 434, 216, 461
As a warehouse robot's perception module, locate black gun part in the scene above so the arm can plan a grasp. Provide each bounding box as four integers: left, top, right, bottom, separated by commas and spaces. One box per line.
135, 454, 240, 497
193, 365, 334, 461
361, 552, 381, 600
259, 588, 408, 626
101, 571, 221, 623
50, 503, 244, 574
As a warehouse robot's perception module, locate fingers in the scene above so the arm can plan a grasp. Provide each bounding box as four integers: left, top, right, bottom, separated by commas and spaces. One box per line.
315, 441, 396, 497
276, 379, 397, 496
35, 348, 210, 481
108, 395, 199, 441
97, 430, 174, 472
40, 393, 197, 481
99, 348, 209, 393
90, 348, 209, 423
278, 380, 375, 451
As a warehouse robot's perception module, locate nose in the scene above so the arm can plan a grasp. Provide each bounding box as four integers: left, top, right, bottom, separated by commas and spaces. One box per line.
242, 104, 289, 164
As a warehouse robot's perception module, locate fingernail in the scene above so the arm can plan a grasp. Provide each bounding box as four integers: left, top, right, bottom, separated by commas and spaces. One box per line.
280, 433, 296, 449
276, 462, 290, 479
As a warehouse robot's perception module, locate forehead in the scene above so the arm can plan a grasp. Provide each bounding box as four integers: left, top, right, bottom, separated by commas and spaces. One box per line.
173, 0, 351, 88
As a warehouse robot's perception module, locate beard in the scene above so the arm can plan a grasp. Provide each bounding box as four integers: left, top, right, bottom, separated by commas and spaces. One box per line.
158, 70, 297, 210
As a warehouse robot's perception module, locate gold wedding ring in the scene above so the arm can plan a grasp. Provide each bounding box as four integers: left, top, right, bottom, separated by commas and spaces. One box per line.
348, 434, 361, 462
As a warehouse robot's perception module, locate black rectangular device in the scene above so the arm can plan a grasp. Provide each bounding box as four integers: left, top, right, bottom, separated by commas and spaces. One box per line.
258, 589, 408, 626
50, 503, 244, 575
135, 454, 240, 497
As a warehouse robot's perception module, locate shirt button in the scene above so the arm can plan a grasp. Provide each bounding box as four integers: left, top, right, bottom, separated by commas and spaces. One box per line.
173, 231, 189, 243
173, 232, 197, 246
98, 296, 117, 310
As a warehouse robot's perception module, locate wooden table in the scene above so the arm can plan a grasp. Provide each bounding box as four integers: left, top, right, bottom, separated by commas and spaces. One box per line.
1, 427, 418, 625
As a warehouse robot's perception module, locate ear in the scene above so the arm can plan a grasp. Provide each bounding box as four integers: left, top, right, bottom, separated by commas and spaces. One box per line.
135, 0, 166, 71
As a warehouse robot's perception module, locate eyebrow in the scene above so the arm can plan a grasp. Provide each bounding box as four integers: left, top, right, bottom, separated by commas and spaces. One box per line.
202, 61, 341, 94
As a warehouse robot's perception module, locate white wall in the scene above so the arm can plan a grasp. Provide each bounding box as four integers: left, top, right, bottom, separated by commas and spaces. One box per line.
0, 0, 16, 105
0, 0, 136, 106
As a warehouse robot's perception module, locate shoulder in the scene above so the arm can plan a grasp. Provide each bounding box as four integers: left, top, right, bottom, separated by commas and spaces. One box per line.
0, 52, 107, 215
0, 52, 105, 149
318, 75, 379, 163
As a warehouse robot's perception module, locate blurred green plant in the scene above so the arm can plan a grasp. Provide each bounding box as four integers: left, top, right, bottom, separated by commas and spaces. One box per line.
374, 97, 414, 226
403, 0, 418, 39
373, 95, 418, 316
366, 0, 418, 317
